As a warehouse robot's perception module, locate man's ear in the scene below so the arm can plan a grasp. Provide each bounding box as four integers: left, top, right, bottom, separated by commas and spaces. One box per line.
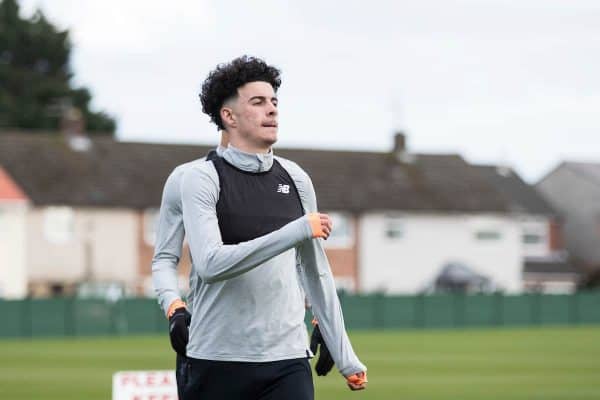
220, 106, 236, 128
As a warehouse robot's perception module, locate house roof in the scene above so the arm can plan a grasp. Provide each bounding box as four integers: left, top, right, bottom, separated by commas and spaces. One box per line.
564, 162, 600, 187
537, 161, 600, 190
0, 132, 203, 209
0, 166, 28, 202
473, 165, 557, 216
0, 131, 520, 212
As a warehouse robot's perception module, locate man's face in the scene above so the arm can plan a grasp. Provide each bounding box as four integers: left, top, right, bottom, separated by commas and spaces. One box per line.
228, 81, 278, 149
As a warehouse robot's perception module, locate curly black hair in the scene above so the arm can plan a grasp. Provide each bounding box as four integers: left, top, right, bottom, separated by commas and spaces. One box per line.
199, 55, 282, 130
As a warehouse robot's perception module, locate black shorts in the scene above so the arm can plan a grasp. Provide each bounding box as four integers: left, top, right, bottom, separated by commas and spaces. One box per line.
183, 357, 314, 400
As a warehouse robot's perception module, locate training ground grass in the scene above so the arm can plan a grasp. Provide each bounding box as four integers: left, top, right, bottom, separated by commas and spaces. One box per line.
0, 326, 599, 399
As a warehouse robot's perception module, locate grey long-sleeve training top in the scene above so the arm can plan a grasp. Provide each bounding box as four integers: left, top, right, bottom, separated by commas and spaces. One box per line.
153, 145, 366, 377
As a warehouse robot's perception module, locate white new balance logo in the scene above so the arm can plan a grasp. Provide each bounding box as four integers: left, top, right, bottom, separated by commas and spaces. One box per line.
277, 184, 290, 194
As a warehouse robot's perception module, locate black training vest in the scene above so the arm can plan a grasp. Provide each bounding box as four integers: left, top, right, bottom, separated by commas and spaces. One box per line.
212, 157, 304, 245
205, 149, 218, 162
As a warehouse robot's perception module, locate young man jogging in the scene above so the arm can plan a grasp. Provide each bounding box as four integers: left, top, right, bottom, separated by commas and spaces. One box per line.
152, 130, 335, 398
173, 55, 366, 399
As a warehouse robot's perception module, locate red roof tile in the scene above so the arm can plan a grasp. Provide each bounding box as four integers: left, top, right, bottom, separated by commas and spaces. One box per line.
0, 166, 28, 202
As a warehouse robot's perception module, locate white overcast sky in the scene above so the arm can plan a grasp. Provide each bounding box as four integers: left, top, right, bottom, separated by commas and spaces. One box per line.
19, 0, 600, 182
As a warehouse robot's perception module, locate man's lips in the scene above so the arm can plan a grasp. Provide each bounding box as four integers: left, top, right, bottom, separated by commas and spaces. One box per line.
262, 122, 278, 128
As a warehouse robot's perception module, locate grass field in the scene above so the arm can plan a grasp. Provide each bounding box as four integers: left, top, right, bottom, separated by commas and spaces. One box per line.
1, 326, 599, 399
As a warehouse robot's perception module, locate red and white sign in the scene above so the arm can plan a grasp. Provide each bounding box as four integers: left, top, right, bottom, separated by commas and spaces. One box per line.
112, 370, 178, 400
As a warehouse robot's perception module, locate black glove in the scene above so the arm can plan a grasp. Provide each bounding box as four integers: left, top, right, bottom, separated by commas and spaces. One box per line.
309, 323, 334, 376
169, 307, 191, 356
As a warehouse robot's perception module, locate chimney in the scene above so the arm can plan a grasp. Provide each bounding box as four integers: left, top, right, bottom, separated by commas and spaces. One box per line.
61, 107, 84, 135
61, 107, 92, 152
394, 131, 406, 153
392, 131, 415, 163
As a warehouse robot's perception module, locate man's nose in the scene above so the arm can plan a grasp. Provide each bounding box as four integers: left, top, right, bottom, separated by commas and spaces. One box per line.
267, 103, 277, 116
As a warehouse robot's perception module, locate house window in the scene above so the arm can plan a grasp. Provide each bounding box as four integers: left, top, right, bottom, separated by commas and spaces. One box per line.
143, 208, 159, 246
469, 217, 503, 241
521, 219, 549, 257
475, 230, 502, 241
43, 206, 74, 244
385, 216, 404, 239
324, 212, 353, 248
522, 233, 543, 244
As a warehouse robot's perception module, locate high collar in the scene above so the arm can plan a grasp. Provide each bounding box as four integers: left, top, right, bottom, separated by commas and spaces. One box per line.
222, 144, 274, 173
215, 145, 226, 157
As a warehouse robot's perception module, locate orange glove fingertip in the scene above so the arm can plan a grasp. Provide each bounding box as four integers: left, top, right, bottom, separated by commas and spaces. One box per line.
347, 372, 368, 385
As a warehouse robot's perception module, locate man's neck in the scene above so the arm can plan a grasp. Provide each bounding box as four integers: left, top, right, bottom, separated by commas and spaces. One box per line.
219, 131, 230, 148
230, 141, 271, 155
